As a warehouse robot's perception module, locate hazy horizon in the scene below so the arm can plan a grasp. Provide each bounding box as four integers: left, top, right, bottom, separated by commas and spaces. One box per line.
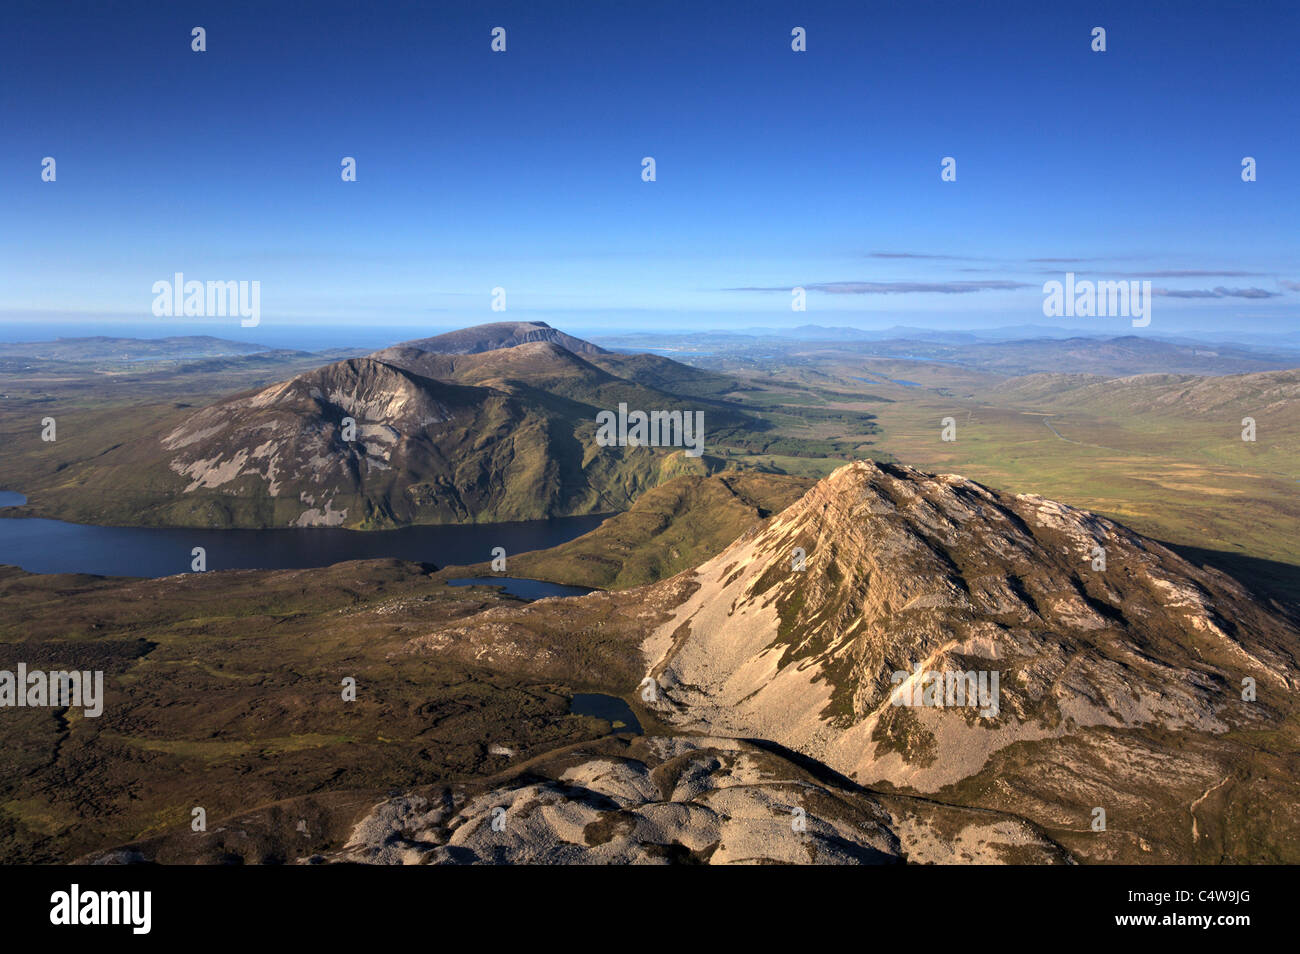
5, 314, 1300, 353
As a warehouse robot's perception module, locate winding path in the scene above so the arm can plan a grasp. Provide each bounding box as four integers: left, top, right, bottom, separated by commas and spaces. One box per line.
1190, 775, 1232, 841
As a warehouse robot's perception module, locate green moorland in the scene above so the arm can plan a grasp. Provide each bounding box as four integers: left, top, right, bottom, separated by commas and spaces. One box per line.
0, 560, 660, 863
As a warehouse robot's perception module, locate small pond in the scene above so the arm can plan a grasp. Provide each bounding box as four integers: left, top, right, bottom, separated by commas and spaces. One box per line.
569, 693, 642, 735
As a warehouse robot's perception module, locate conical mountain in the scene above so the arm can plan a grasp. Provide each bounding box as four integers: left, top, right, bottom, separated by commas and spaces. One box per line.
628, 460, 1300, 860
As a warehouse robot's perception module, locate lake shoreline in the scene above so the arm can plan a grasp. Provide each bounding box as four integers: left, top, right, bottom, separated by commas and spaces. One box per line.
0, 499, 608, 579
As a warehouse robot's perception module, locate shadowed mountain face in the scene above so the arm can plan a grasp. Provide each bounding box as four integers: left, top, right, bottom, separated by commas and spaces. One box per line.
27, 327, 755, 528
157, 357, 547, 526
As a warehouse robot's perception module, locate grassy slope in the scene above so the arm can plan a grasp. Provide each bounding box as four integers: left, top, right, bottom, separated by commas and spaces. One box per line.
0, 561, 645, 863
461, 471, 817, 589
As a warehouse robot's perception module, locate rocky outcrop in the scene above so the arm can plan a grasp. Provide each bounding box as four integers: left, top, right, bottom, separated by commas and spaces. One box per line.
317, 735, 1069, 865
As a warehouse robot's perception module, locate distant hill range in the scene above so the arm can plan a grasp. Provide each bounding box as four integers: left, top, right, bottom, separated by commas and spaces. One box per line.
945, 335, 1300, 377
0, 335, 268, 362
597, 329, 1300, 377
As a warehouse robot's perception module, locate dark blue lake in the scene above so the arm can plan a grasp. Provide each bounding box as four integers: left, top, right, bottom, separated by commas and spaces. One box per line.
569, 693, 642, 735
853, 374, 922, 388
448, 577, 595, 601
0, 492, 607, 579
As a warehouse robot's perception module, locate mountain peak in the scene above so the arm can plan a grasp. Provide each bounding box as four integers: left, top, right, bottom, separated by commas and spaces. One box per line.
641, 457, 1300, 795
383, 321, 605, 357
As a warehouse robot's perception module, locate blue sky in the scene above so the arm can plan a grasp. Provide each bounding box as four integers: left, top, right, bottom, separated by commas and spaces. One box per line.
3, 0, 1298, 342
